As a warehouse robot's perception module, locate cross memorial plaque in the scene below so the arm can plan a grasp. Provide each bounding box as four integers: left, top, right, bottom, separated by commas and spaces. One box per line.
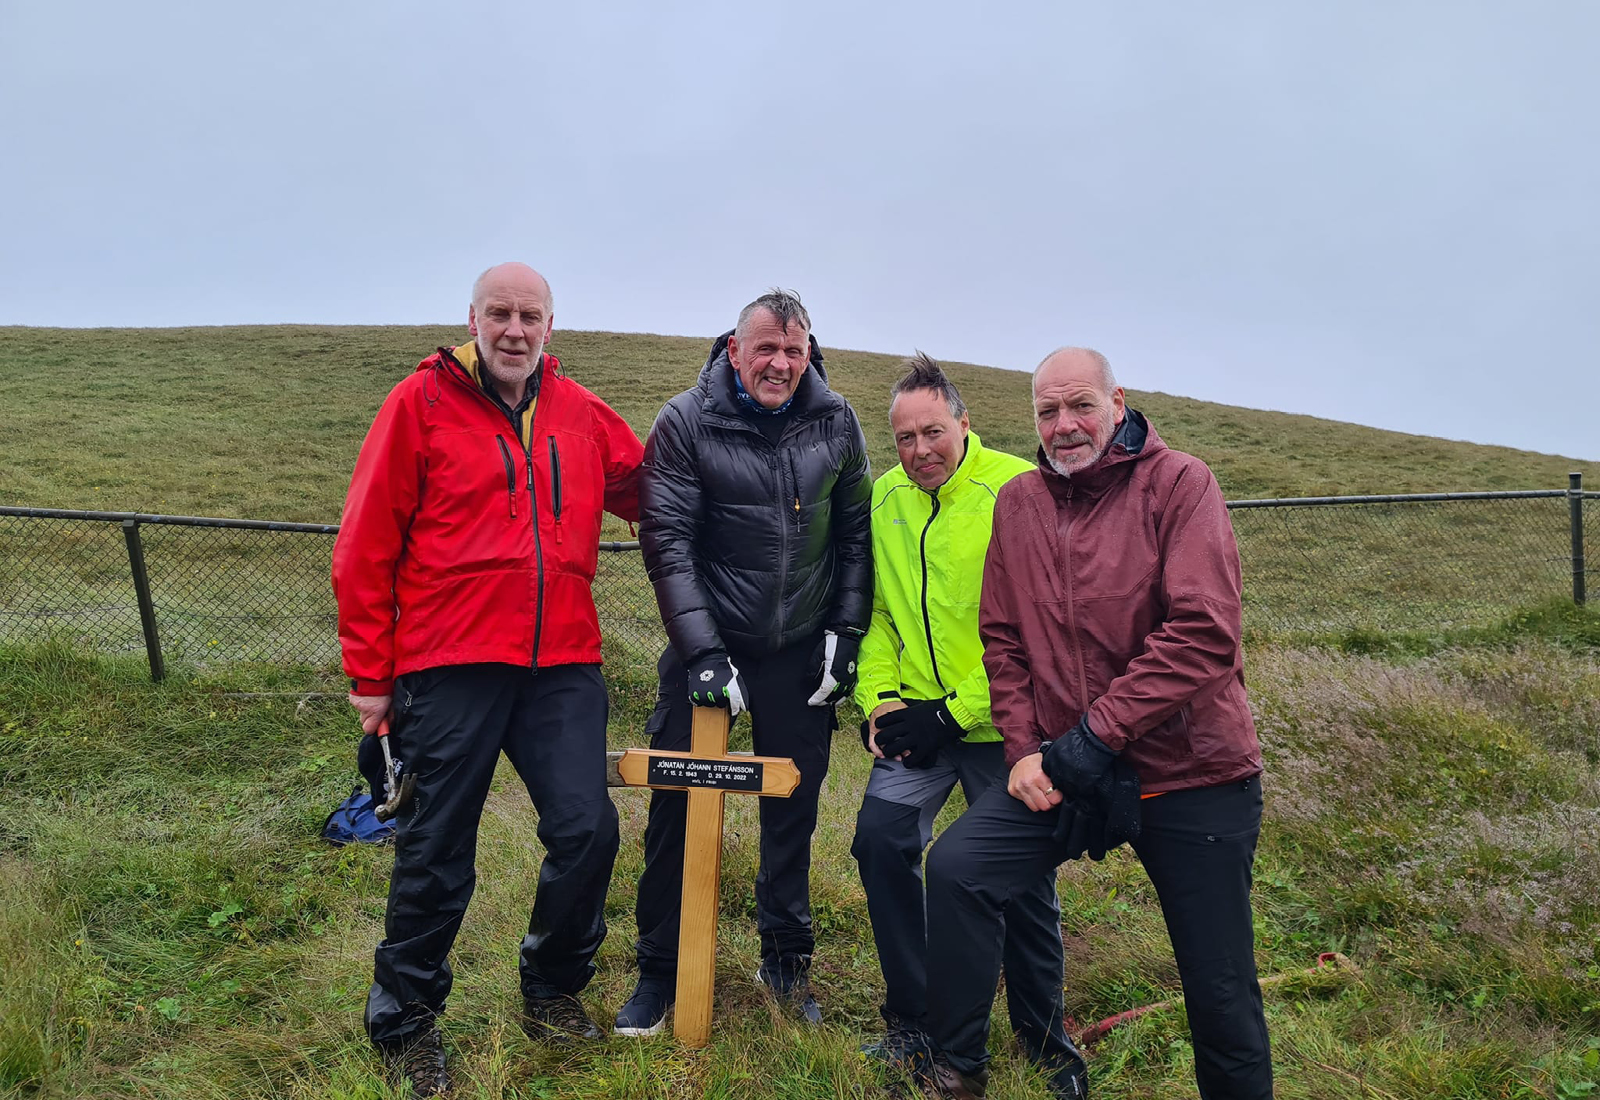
606, 706, 800, 1047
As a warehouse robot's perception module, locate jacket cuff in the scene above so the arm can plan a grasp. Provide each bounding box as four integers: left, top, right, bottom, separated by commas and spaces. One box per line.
944, 693, 979, 732
1085, 700, 1128, 751
350, 678, 394, 697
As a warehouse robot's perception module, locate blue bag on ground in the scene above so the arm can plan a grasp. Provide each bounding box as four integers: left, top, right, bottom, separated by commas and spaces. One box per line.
322, 785, 397, 846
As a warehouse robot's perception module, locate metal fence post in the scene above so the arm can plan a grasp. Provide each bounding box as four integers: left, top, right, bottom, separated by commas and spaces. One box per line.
122, 519, 165, 681
1572, 472, 1586, 606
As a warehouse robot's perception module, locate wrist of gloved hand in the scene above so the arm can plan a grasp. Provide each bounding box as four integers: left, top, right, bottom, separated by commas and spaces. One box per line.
1040, 715, 1117, 801
806, 629, 862, 706
875, 697, 963, 768
686, 651, 749, 717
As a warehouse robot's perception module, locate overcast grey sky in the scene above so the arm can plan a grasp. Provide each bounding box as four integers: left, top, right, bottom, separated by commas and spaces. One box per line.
2, 1, 1595, 460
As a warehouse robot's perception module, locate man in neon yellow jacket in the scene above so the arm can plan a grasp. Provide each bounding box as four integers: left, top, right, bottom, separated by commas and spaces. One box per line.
852, 355, 1086, 1096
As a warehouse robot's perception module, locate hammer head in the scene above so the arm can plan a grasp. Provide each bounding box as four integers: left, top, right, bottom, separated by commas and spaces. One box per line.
373, 730, 416, 822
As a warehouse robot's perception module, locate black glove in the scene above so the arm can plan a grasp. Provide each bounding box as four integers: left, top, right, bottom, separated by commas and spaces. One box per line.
1053, 757, 1142, 861
875, 698, 964, 768
806, 630, 861, 706
859, 719, 874, 751
686, 651, 749, 717
1040, 716, 1117, 804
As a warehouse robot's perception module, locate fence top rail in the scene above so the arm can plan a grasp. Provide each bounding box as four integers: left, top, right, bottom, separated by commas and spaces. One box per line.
1226, 489, 1571, 509
4, 489, 1586, 529
0, 506, 340, 534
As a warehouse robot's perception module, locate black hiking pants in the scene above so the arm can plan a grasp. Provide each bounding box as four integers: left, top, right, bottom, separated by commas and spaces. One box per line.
364, 662, 619, 1045
925, 775, 1273, 1099
851, 739, 1076, 1070
633, 639, 834, 980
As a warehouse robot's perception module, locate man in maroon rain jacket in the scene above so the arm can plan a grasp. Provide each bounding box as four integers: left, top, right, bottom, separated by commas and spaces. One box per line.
333, 262, 644, 1096
919, 347, 1271, 1100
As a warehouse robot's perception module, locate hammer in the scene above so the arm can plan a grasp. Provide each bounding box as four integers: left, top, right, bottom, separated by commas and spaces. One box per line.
373, 717, 417, 822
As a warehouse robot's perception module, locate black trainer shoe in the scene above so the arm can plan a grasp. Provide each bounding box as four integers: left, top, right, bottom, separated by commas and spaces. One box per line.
860, 1008, 934, 1082
378, 1025, 451, 1097
755, 954, 822, 1025
614, 976, 675, 1037
1044, 1050, 1089, 1099
521, 992, 603, 1045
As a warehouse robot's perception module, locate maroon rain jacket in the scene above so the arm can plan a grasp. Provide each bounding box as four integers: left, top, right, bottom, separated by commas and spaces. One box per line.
979, 410, 1262, 793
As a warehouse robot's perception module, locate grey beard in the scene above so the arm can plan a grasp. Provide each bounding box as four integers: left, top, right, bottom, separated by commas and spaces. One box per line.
1046, 440, 1107, 479
483, 342, 544, 396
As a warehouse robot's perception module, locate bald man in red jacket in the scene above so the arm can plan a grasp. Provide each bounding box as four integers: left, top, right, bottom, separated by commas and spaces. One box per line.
333, 263, 643, 1096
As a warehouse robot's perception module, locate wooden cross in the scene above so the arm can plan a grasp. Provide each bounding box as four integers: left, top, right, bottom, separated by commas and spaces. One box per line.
606, 707, 800, 1047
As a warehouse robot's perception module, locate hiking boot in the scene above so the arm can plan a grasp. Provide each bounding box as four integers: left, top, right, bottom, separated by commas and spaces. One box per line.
613, 975, 675, 1037
860, 1008, 934, 1082
378, 1025, 451, 1097
755, 954, 822, 1025
922, 1053, 988, 1099
521, 992, 603, 1045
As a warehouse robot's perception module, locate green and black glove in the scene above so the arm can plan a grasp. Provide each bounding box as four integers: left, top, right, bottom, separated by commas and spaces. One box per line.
686, 652, 748, 717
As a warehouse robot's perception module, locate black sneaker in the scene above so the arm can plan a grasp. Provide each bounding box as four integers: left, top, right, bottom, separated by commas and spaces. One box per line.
521, 992, 603, 1045
378, 1025, 451, 1097
860, 1008, 934, 1081
755, 955, 822, 1025
614, 976, 675, 1037
1044, 1050, 1089, 1099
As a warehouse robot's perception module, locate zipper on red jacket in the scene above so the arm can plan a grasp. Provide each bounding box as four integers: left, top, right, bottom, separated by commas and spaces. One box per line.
919, 492, 947, 691
496, 437, 518, 519
524, 435, 545, 668
548, 435, 564, 545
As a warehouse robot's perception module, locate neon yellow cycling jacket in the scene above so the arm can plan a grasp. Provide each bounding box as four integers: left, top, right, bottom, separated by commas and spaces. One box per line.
854, 431, 1034, 739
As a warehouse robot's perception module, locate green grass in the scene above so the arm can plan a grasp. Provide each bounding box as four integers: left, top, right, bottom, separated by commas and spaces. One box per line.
3, 607, 1600, 1098
1, 325, 1595, 651
0, 325, 1590, 522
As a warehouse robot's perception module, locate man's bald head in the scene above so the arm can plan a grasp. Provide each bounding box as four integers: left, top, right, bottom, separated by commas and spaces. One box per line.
472, 262, 553, 314
1032, 347, 1116, 397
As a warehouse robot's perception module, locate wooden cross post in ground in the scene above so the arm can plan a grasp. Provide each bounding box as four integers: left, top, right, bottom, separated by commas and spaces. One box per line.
606, 707, 800, 1047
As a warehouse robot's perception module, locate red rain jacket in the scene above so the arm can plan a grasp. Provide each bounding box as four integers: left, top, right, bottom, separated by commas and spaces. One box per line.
980, 410, 1262, 793
333, 343, 643, 695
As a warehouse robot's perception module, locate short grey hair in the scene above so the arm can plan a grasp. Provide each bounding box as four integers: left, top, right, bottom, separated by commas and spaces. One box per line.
1031, 347, 1116, 395
735, 288, 811, 338
889, 351, 967, 420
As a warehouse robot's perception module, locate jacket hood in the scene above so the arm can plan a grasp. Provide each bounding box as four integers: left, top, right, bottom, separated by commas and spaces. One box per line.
1036, 407, 1163, 498
696, 329, 838, 420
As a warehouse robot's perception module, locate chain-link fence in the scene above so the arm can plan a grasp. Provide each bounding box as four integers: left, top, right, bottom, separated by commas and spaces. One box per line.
2, 482, 1595, 680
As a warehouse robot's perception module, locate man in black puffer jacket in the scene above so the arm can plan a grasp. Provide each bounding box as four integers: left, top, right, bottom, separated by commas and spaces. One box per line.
614, 289, 873, 1036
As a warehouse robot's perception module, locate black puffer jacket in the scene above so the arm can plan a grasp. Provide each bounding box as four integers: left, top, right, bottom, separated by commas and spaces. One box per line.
640, 331, 873, 662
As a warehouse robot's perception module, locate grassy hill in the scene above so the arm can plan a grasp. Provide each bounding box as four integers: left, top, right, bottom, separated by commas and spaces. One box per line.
0, 325, 1588, 523
2, 326, 1599, 1098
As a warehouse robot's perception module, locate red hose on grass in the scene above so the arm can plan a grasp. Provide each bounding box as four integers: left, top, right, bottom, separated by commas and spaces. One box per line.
1070, 952, 1358, 1048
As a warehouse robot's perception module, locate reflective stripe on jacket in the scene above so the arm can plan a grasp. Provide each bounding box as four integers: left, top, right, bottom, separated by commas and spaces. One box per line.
333, 343, 644, 695
980, 410, 1262, 792
854, 431, 1033, 741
